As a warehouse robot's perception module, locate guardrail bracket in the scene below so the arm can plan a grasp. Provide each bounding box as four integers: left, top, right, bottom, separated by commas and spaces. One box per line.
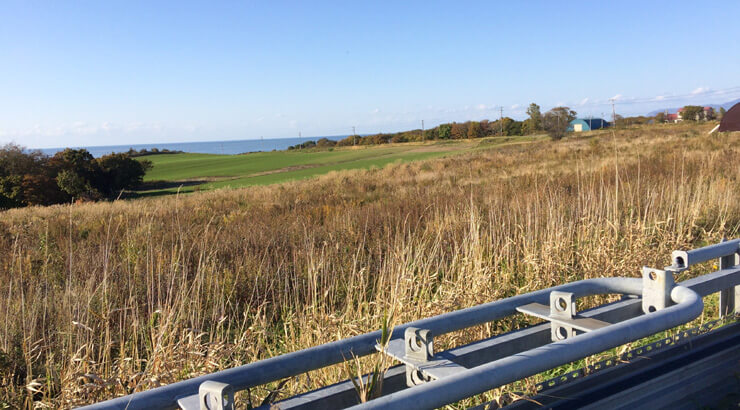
517, 291, 611, 342
642, 267, 674, 314
375, 327, 468, 386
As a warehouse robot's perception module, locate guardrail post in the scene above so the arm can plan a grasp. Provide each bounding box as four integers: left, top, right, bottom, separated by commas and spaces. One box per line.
718, 239, 740, 317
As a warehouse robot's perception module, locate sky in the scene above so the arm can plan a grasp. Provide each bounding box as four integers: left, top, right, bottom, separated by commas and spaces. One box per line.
1, 1, 739, 149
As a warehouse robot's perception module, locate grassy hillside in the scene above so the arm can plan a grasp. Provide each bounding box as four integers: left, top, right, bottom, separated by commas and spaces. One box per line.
1, 123, 738, 408
136, 136, 536, 195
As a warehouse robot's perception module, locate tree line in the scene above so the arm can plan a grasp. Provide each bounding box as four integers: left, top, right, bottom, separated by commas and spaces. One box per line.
0, 144, 152, 208
289, 101, 727, 152
125, 147, 183, 157
288, 104, 583, 150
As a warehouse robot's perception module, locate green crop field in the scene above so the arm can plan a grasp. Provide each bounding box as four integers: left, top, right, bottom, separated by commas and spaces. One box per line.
135, 136, 538, 196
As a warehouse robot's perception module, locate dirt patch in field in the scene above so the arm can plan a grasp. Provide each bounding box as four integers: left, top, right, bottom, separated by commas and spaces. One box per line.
402, 141, 476, 153
248, 164, 318, 177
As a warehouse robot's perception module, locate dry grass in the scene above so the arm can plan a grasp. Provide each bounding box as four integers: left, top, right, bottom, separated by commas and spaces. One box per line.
1, 123, 739, 408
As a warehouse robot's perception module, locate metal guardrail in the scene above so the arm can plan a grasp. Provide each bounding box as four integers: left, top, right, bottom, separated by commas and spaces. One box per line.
530, 311, 739, 395
80, 239, 740, 410
492, 315, 740, 409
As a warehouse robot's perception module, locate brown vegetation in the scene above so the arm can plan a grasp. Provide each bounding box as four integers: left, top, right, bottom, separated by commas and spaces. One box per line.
1, 123, 738, 408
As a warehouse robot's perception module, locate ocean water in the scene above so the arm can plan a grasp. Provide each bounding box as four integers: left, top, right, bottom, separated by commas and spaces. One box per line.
39, 135, 346, 158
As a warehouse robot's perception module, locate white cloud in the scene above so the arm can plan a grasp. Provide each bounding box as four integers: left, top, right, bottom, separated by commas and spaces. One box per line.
476, 104, 487, 110
372, 108, 380, 114
0, 121, 202, 148
579, 97, 589, 105
611, 94, 622, 100
691, 87, 712, 95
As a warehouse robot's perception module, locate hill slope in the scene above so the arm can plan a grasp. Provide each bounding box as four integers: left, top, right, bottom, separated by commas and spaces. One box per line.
135, 137, 533, 196
1, 122, 738, 408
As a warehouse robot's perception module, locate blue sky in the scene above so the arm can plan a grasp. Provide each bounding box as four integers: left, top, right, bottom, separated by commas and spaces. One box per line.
2, 1, 739, 148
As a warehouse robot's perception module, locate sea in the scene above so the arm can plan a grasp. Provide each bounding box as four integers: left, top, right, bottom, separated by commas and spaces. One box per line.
38, 135, 347, 158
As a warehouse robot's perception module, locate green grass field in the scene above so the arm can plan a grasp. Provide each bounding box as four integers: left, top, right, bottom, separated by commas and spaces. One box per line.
135, 136, 539, 196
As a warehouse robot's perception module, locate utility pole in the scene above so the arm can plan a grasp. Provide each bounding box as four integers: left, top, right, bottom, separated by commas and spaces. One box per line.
499, 107, 504, 135
352, 126, 356, 145
610, 98, 617, 127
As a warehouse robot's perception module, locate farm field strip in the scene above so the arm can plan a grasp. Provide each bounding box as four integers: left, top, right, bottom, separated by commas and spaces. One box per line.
135, 139, 491, 195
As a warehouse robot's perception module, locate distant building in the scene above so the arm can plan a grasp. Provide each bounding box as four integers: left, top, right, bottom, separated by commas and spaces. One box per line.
674, 106, 714, 122
665, 113, 679, 122
567, 118, 609, 132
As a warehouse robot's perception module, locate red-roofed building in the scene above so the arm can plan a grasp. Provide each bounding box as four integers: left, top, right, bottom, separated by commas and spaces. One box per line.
669, 106, 715, 122
666, 113, 679, 122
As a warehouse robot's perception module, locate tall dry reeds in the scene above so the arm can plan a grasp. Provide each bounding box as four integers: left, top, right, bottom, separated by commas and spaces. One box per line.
0, 123, 738, 408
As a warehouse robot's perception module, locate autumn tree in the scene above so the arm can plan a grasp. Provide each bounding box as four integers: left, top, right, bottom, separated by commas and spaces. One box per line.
96, 153, 152, 194
503, 118, 522, 135
526, 103, 542, 131
0, 144, 60, 206
21, 173, 67, 205
450, 122, 467, 139
479, 120, 491, 136
543, 106, 577, 140
438, 123, 452, 139
467, 121, 482, 138
680, 106, 703, 121
0, 145, 154, 208
315, 138, 337, 148
49, 149, 103, 199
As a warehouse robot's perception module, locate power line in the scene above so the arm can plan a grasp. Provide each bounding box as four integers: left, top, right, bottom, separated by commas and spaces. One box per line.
593, 86, 740, 108
389, 85, 740, 132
